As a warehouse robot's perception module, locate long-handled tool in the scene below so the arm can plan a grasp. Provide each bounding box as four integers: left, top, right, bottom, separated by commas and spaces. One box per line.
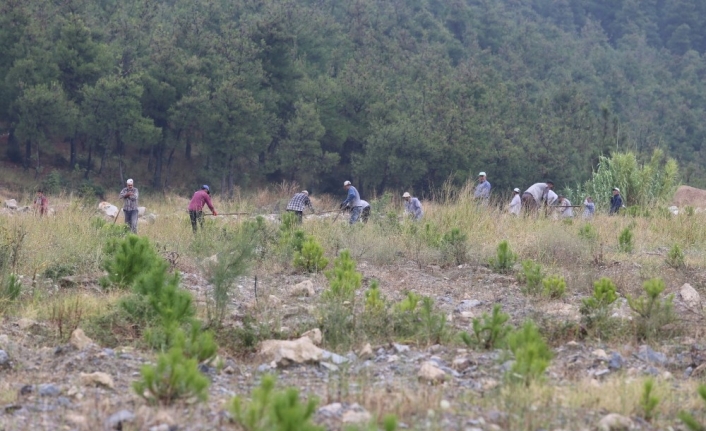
205, 212, 251, 216
112, 208, 121, 225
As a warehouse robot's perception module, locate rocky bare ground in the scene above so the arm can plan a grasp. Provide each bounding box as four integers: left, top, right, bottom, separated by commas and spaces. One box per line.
1, 259, 706, 430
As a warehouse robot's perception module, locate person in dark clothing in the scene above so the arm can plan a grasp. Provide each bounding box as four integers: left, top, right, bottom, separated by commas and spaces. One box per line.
610, 187, 623, 215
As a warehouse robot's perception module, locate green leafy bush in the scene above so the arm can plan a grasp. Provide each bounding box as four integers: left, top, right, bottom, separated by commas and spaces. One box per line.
441, 227, 468, 265
518, 260, 543, 295
418, 297, 448, 345
205, 234, 255, 327
618, 227, 634, 253
506, 321, 553, 385
679, 385, 706, 431
102, 235, 162, 289
578, 223, 598, 241
293, 237, 329, 273
461, 304, 511, 349
580, 277, 618, 338
542, 275, 566, 299
133, 347, 210, 405
666, 243, 685, 269
364, 281, 385, 314
323, 250, 361, 301
639, 378, 659, 422
229, 374, 323, 431
627, 278, 676, 340
172, 321, 218, 363
489, 240, 517, 274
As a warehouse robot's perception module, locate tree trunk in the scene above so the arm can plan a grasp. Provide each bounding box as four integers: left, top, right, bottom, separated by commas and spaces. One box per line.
69, 136, 77, 168
152, 140, 163, 188
98, 147, 107, 175
164, 145, 177, 190
24, 140, 31, 170
185, 133, 192, 159
85, 144, 92, 179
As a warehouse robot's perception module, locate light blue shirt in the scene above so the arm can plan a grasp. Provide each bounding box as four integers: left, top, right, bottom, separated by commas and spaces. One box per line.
405, 197, 423, 220
342, 186, 362, 207
474, 181, 491, 199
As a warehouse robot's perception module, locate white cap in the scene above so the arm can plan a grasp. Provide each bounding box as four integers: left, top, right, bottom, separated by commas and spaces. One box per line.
301, 190, 308, 195
403, 192, 411, 198
513, 188, 520, 193
343, 181, 351, 186
478, 172, 486, 177
613, 187, 620, 192
126, 179, 133, 185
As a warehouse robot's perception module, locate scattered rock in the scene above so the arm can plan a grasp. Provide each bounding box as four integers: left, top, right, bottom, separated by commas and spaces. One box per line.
4, 199, 18, 210
680, 283, 701, 309
0, 349, 9, 368
440, 400, 451, 410
146, 213, 157, 223
341, 409, 372, 424
418, 361, 446, 384
609, 352, 624, 370
70, 328, 93, 350
455, 299, 482, 312
258, 336, 323, 367
291, 280, 315, 297
321, 350, 348, 365
358, 343, 373, 360
17, 318, 38, 330
151, 410, 176, 427
39, 383, 60, 397
302, 328, 323, 345
393, 343, 410, 353
452, 356, 472, 371
597, 413, 634, 431
105, 410, 136, 430
592, 349, 609, 361
636, 345, 667, 365
318, 402, 344, 418
137, 207, 146, 217
80, 372, 115, 389
97, 202, 119, 218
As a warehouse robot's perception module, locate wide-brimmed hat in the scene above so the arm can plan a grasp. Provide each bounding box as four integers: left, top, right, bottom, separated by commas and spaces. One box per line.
403, 192, 411, 198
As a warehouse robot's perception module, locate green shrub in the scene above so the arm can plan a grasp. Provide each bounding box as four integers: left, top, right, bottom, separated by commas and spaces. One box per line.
293, 237, 329, 273
391, 292, 422, 340
133, 347, 210, 405
518, 260, 543, 295
1, 274, 22, 303
506, 321, 552, 385
172, 321, 218, 363
580, 277, 618, 338
418, 297, 448, 345
618, 227, 634, 253
461, 304, 511, 350
542, 275, 566, 299
679, 385, 706, 431
205, 235, 255, 327
627, 278, 676, 341
102, 235, 162, 289
666, 244, 685, 269
280, 211, 300, 232
395, 292, 422, 313
489, 240, 517, 273
323, 250, 361, 301
229, 374, 323, 431
578, 223, 598, 241
43, 263, 76, 281
684, 206, 696, 216
441, 227, 468, 265
364, 281, 385, 314
639, 378, 659, 422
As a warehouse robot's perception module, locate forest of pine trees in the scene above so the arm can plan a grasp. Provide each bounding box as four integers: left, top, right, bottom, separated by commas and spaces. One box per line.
1, 0, 706, 196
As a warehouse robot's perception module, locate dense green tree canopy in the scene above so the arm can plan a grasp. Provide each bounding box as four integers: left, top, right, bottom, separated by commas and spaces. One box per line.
1, 0, 706, 195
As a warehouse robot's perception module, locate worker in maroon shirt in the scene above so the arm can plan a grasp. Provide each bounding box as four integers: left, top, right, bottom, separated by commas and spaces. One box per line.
188, 185, 217, 232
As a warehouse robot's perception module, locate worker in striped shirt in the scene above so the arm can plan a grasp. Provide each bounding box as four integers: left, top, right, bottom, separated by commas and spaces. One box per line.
286, 190, 315, 223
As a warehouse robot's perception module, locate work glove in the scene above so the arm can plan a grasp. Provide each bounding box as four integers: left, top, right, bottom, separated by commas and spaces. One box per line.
339, 203, 346, 210
213, 211, 218, 216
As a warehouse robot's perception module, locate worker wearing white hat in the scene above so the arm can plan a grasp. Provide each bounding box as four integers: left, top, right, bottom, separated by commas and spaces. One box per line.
403, 192, 423, 220
340, 181, 363, 224
474, 171, 491, 203
610, 187, 623, 215
119, 178, 139, 233
508, 188, 521, 215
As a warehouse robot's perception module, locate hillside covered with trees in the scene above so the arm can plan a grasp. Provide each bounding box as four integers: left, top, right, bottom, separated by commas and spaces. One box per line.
1, 0, 705, 196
